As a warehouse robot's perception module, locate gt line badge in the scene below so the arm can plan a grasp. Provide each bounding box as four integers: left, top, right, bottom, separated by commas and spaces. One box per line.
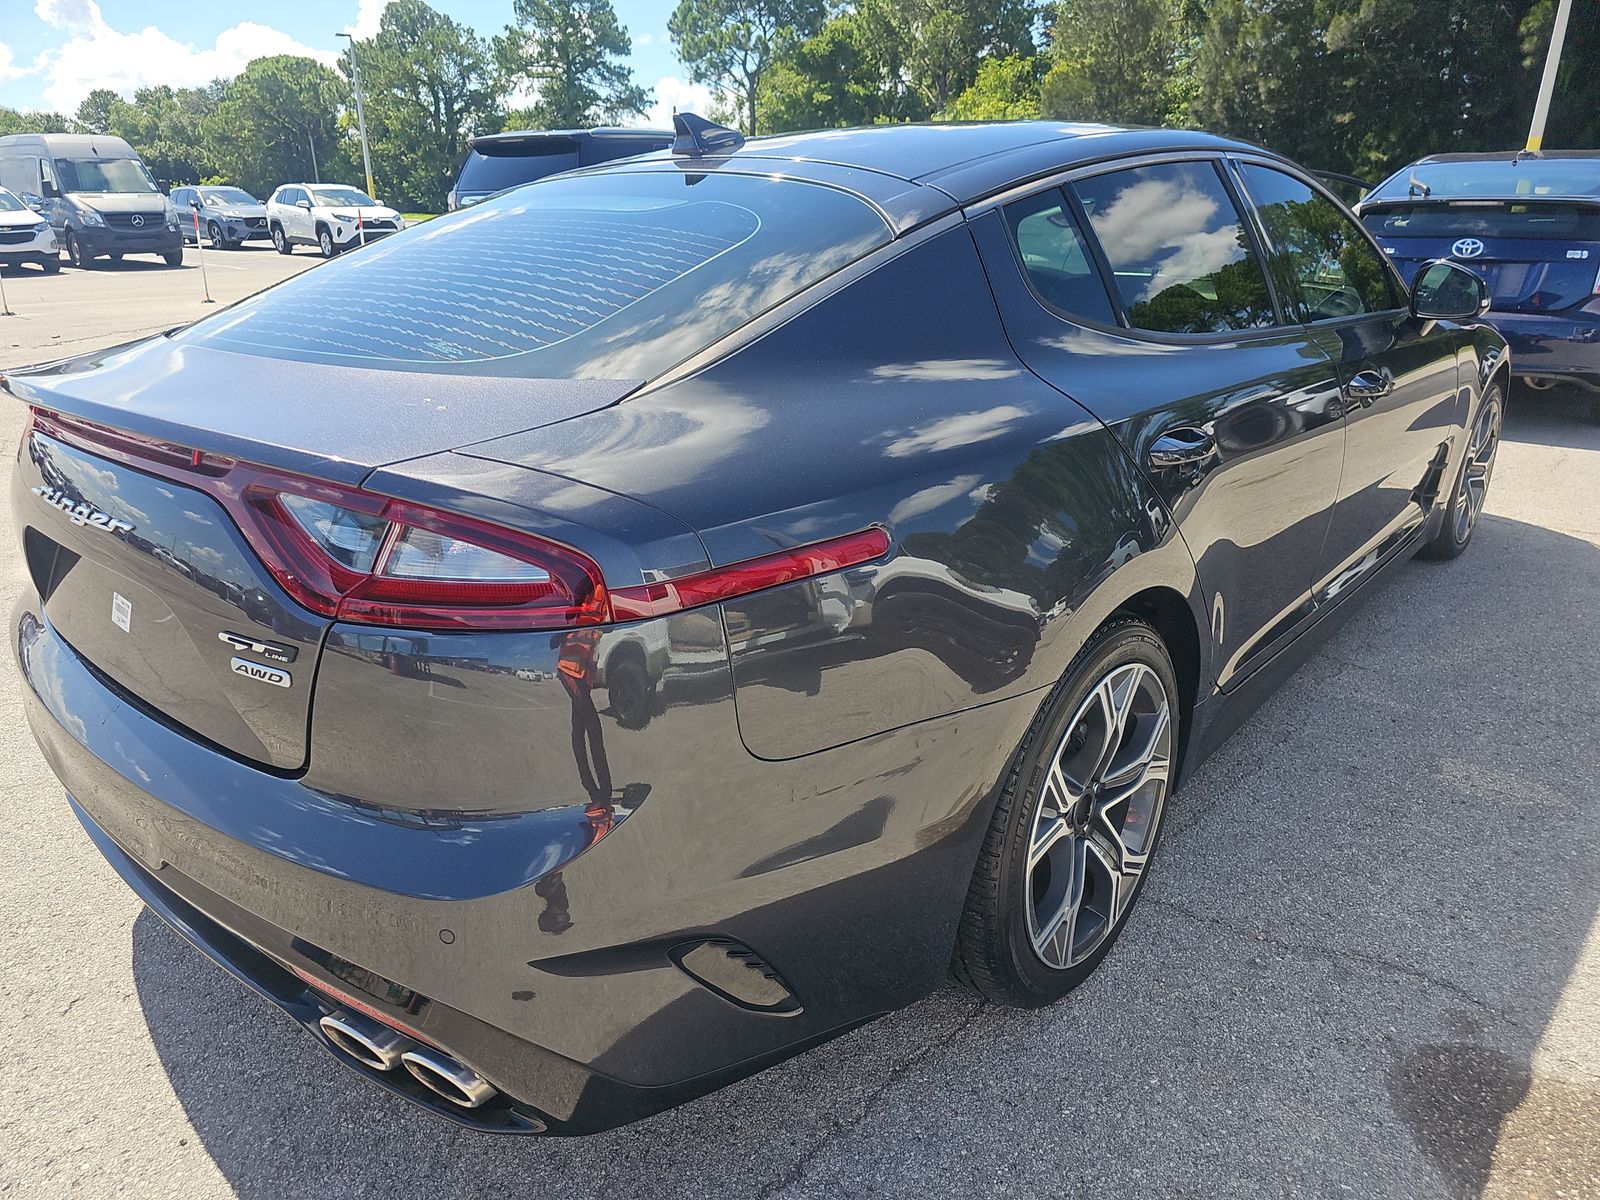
31, 486, 135, 536
231, 656, 292, 688
218, 631, 297, 663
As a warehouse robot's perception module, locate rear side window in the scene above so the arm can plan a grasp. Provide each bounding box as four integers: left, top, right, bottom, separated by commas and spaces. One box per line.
180, 172, 893, 380
1004, 188, 1117, 326
1241, 164, 1397, 321
1071, 160, 1276, 335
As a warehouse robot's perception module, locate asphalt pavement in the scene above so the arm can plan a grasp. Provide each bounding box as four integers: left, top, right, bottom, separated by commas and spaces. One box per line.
0, 251, 1595, 1199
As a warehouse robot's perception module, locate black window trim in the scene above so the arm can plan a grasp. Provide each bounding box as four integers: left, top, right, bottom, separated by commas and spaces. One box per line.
1225, 153, 1410, 330
1000, 184, 1122, 330
984, 150, 1306, 346
1056, 153, 1289, 344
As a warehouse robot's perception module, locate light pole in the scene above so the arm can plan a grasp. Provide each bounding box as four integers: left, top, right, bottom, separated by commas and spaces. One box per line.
1526, 0, 1573, 153
337, 31, 377, 198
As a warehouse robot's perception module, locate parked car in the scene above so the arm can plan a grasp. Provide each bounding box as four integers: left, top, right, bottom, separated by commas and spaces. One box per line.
448, 127, 673, 210
0, 133, 182, 268
0, 184, 59, 272
8, 115, 1505, 1136
170, 185, 270, 249
1359, 150, 1600, 406
266, 183, 405, 257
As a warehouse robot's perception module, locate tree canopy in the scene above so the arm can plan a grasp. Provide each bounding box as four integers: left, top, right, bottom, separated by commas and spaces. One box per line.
496, 0, 647, 128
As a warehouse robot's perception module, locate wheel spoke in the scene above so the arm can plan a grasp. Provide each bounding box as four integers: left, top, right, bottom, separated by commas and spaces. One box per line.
1031, 834, 1087, 968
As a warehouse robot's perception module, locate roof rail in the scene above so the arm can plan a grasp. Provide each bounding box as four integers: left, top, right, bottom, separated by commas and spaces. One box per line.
671, 112, 744, 158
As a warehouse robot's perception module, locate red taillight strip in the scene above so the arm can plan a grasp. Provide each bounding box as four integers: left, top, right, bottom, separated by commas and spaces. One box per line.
611, 527, 891, 620
30, 407, 893, 630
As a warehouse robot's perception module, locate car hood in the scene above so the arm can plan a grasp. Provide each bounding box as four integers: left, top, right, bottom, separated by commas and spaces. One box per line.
0, 209, 44, 228
212, 205, 267, 219
3, 335, 641, 485
67, 192, 166, 213
318, 205, 401, 221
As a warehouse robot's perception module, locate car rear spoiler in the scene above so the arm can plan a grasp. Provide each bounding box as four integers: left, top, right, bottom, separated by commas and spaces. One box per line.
1356, 192, 1600, 214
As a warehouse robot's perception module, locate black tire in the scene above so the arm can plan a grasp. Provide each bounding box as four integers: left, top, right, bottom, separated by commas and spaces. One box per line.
65, 231, 94, 269
1420, 380, 1503, 561
108, 251, 123, 262
317, 226, 337, 258
607, 655, 657, 730
207, 220, 225, 249
272, 224, 292, 254
162, 249, 183, 267
954, 616, 1180, 1007
41, 256, 60, 274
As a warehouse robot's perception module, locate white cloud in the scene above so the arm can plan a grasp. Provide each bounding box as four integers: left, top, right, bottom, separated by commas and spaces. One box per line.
633, 75, 715, 129
35, 2, 337, 113
343, 0, 390, 40
0, 41, 44, 86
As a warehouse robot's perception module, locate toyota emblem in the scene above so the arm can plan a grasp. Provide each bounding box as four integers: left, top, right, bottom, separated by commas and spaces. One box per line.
130, 214, 144, 227
1452, 237, 1484, 258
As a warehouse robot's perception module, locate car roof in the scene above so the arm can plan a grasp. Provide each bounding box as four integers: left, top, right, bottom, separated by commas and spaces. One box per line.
470, 128, 673, 152
577, 121, 1276, 234
0, 132, 137, 156
1412, 150, 1600, 163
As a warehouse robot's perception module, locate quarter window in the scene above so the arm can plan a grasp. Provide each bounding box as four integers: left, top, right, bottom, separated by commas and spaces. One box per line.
1071, 161, 1277, 335
1004, 188, 1117, 326
1240, 164, 1398, 321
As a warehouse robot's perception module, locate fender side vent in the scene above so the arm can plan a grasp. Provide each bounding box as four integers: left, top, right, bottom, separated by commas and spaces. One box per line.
670, 939, 801, 1014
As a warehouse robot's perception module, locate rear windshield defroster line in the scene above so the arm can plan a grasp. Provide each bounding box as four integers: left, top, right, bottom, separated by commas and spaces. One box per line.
178, 172, 894, 381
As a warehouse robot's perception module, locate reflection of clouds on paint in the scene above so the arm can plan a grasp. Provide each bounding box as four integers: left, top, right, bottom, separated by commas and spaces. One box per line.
546, 386, 770, 495
182, 509, 212, 524
1084, 172, 1249, 303
869, 358, 1022, 383
889, 474, 983, 525
883, 405, 1028, 459
58, 457, 150, 527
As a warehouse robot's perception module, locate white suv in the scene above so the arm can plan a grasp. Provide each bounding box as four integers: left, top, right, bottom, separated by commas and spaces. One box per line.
265, 183, 406, 258
0, 185, 60, 273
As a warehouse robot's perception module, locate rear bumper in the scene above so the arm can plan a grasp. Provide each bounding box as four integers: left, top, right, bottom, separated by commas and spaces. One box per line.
1490, 309, 1600, 392
13, 585, 1025, 1132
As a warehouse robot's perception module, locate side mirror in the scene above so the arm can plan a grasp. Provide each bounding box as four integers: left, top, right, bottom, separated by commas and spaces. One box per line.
20, 192, 45, 212
296, 199, 312, 209
190, 197, 201, 209
1410, 260, 1491, 321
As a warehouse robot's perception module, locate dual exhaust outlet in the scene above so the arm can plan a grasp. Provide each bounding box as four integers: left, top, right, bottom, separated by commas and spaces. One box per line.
318, 1010, 496, 1109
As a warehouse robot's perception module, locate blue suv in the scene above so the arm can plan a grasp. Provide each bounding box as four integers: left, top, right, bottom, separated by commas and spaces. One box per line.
1359, 151, 1600, 410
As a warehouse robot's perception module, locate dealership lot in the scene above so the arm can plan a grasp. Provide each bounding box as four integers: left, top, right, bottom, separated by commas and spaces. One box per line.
0, 263, 1596, 1198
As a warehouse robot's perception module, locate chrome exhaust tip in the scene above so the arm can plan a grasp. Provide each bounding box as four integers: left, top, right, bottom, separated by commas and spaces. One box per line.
400, 1046, 497, 1109
318, 1011, 411, 1071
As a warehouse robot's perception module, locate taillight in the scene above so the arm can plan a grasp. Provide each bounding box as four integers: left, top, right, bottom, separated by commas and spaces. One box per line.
28, 408, 892, 630
231, 466, 609, 630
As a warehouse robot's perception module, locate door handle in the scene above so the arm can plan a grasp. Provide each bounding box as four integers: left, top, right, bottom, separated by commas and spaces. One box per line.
1344, 369, 1393, 406
1148, 427, 1217, 471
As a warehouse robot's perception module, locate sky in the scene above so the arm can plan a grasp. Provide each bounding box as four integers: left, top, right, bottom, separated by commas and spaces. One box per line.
0, 0, 714, 126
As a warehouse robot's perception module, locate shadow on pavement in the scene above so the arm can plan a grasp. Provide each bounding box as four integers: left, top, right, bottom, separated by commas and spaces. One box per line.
132, 511, 1600, 1199
1500, 385, 1600, 451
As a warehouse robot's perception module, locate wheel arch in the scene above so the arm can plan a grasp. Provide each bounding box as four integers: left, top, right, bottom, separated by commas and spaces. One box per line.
1113, 585, 1203, 778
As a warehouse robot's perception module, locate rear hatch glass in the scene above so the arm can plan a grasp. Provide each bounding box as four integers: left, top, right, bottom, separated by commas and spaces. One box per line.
20, 423, 327, 769
175, 171, 895, 381
1363, 201, 1600, 312
455, 146, 579, 198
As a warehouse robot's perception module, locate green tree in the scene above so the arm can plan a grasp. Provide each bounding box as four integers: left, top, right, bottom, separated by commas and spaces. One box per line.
97, 84, 224, 187
0, 108, 73, 137
760, 11, 918, 130
669, 0, 827, 135
1040, 0, 1180, 125
496, 0, 646, 127
208, 55, 355, 198
347, 0, 503, 211
1520, 0, 1600, 149
73, 89, 122, 135
857, 0, 1039, 116
938, 53, 1042, 120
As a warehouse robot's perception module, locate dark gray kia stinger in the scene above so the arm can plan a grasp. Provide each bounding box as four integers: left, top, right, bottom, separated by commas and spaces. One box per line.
8, 115, 1506, 1134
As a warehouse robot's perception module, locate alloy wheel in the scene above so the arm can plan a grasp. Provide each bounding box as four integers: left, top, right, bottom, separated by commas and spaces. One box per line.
1025, 661, 1172, 970
1454, 395, 1502, 544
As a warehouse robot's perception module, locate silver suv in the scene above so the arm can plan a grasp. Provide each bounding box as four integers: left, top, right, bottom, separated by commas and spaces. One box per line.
265, 184, 406, 258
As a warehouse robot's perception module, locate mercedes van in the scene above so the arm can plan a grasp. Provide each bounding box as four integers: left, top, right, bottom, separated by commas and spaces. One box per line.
0, 133, 183, 268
